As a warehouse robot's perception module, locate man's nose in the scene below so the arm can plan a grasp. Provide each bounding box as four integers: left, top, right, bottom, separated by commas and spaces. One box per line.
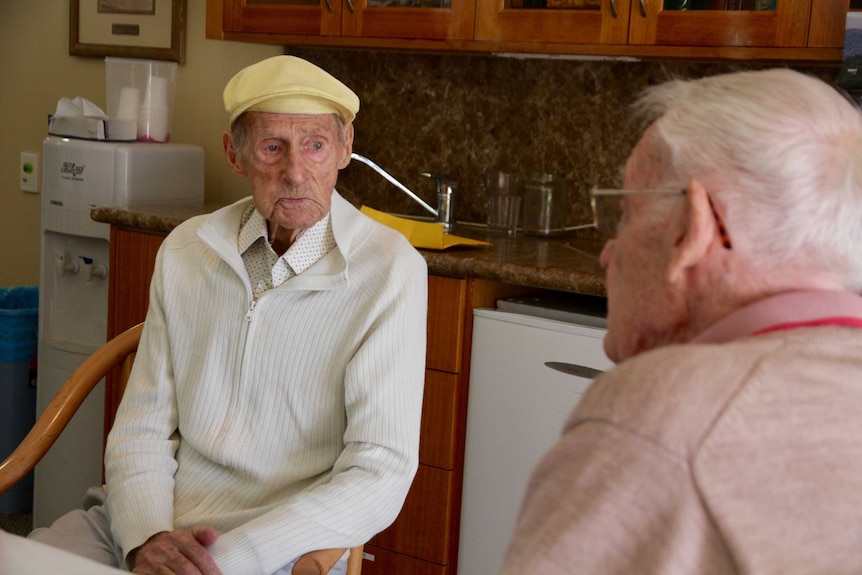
599, 240, 614, 270
280, 149, 307, 183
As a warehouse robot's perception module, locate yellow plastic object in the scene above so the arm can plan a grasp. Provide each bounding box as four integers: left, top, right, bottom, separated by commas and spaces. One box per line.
361, 206, 491, 250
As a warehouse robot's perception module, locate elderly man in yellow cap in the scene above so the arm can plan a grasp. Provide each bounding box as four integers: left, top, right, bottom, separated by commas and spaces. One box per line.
29, 56, 428, 575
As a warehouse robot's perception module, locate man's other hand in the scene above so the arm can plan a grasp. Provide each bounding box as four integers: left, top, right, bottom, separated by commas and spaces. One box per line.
130, 526, 222, 575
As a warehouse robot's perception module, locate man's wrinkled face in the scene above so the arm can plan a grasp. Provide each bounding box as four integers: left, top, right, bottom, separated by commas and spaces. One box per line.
226, 112, 353, 237
599, 127, 685, 363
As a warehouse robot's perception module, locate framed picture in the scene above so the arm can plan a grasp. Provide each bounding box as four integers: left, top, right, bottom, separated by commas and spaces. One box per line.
70, 0, 187, 64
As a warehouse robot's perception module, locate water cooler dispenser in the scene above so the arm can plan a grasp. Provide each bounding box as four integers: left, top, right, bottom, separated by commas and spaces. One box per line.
34, 135, 204, 527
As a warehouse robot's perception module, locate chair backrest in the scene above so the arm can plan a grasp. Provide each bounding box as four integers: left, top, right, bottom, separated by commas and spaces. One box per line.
0, 323, 143, 495
0, 321, 362, 575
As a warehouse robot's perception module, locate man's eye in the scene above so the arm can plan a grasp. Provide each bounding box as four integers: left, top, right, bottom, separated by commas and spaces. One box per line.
309, 141, 324, 151
265, 144, 279, 153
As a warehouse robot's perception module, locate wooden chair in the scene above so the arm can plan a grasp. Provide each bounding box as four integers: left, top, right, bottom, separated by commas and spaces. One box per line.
0, 322, 362, 575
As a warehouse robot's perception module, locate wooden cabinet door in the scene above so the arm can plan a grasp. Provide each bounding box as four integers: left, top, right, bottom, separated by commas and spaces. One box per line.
420, 370, 461, 469
475, 0, 630, 44
106, 227, 164, 338
343, 0, 477, 39
628, 0, 813, 47
368, 464, 457, 565
807, 0, 848, 47
426, 276, 467, 373
220, 0, 341, 36
362, 544, 449, 575
105, 227, 165, 439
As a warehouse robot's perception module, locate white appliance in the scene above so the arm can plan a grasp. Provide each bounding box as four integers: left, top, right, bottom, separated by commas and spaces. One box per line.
34, 135, 204, 527
458, 300, 614, 575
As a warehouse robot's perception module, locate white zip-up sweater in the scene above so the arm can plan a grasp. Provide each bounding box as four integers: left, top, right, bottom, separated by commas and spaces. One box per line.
105, 192, 428, 574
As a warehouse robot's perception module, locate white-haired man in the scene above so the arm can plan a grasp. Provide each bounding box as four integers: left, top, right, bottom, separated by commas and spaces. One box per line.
30, 55, 428, 575
502, 69, 862, 574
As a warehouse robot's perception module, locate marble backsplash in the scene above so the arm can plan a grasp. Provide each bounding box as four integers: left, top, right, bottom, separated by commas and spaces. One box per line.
288, 47, 838, 229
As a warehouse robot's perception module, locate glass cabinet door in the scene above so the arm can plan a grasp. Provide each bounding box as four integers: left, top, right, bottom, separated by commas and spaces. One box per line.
628, 0, 812, 46
224, 0, 337, 35
223, 0, 475, 40
474, 0, 630, 45
343, 0, 476, 39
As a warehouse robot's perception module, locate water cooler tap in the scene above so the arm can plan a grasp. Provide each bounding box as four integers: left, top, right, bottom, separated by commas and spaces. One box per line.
55, 250, 79, 276
78, 256, 108, 281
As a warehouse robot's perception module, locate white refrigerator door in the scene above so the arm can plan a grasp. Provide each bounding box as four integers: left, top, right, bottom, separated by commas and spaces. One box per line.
458, 308, 613, 575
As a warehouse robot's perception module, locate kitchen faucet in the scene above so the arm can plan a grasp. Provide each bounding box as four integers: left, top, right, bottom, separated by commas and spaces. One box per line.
350, 153, 457, 231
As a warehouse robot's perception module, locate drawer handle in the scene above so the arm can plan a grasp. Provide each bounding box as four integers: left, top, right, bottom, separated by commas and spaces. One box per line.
545, 361, 604, 380
325, 0, 333, 11
638, 0, 647, 17
609, 0, 619, 18
347, 0, 356, 12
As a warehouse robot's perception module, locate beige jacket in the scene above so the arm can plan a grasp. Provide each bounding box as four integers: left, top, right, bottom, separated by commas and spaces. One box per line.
502, 292, 862, 574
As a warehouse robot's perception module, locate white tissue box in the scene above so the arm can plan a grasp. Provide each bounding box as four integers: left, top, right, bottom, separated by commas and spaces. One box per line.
47, 115, 136, 141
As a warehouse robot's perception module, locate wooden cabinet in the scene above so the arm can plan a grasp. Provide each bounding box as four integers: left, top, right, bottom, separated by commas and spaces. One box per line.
477, 0, 847, 51
210, 0, 476, 42
207, 0, 845, 60
104, 227, 164, 438
475, 0, 630, 45
365, 275, 535, 574
363, 544, 450, 575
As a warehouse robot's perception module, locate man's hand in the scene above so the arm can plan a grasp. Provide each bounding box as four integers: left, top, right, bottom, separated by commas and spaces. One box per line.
129, 526, 222, 575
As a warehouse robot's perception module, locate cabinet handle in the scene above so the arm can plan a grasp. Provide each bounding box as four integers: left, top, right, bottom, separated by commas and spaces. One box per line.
609, 0, 618, 17
325, 0, 333, 11
544, 361, 604, 380
346, 0, 355, 12
638, 0, 647, 16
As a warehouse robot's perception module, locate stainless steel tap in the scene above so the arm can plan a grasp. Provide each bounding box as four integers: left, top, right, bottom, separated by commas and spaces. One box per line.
421, 173, 458, 232
349, 153, 458, 231
350, 153, 437, 216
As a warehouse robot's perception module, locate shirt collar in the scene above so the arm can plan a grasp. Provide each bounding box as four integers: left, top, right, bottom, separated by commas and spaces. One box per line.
238, 205, 269, 255
285, 212, 335, 276
237, 203, 335, 276
692, 290, 862, 344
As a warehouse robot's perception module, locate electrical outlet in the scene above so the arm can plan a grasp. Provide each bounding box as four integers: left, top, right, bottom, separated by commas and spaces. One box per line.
20, 152, 39, 193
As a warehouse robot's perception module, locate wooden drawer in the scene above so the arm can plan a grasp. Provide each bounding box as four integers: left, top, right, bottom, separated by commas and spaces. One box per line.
419, 370, 460, 469
426, 276, 467, 373
369, 464, 456, 565
362, 544, 449, 575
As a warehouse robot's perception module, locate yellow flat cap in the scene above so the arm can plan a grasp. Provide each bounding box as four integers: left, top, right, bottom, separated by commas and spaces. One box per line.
223, 55, 360, 126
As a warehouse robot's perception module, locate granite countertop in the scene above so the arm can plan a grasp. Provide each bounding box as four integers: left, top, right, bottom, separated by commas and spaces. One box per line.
91, 203, 607, 297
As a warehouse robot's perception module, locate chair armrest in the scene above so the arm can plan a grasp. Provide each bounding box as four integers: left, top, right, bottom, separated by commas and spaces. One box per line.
291, 545, 363, 575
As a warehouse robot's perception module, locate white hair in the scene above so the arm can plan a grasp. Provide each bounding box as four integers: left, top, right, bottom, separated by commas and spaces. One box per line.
633, 69, 862, 290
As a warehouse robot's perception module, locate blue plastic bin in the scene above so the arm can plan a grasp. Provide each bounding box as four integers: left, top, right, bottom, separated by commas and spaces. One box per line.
0, 286, 39, 514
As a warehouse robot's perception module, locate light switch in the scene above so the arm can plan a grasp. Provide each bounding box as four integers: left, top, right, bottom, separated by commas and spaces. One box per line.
20, 152, 38, 193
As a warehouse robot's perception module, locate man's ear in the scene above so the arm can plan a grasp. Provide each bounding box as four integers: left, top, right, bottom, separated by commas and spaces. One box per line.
223, 131, 247, 177
337, 123, 355, 170
667, 179, 718, 285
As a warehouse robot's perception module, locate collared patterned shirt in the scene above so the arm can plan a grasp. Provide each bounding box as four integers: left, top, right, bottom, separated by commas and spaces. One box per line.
238, 204, 336, 301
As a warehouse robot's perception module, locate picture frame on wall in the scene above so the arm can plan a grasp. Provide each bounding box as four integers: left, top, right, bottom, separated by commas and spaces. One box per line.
70, 0, 187, 64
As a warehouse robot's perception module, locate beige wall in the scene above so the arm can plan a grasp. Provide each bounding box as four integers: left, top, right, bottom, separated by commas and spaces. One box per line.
0, 2, 281, 287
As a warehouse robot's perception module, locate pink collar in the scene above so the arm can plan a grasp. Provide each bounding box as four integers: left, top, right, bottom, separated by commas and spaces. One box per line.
694, 291, 862, 344
753, 316, 862, 336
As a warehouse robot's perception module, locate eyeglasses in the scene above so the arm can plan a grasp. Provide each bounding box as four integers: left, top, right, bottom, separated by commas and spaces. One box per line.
590, 187, 732, 249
